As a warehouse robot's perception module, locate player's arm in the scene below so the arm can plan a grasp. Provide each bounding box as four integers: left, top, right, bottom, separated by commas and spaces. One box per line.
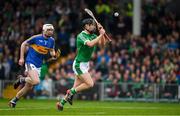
20, 40, 29, 59
49, 49, 56, 57
85, 28, 105, 47
97, 23, 107, 47
98, 35, 107, 47
49, 38, 60, 61
19, 35, 37, 66
47, 49, 61, 62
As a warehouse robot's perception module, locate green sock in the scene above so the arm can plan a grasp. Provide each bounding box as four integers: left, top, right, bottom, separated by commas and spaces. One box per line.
70, 88, 76, 95
60, 99, 67, 106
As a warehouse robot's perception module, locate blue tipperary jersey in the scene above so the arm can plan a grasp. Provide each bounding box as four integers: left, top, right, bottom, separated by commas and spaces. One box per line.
26, 34, 55, 68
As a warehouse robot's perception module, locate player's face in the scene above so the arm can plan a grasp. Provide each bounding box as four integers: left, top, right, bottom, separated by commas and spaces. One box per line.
89, 24, 96, 31
85, 24, 96, 34
44, 29, 54, 37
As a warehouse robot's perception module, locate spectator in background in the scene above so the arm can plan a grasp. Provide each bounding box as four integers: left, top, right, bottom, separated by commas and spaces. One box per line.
57, 27, 70, 56
69, 33, 76, 52
41, 75, 53, 97
95, 0, 111, 29
0, 59, 5, 80
112, 16, 126, 36
2, 58, 11, 80
97, 49, 110, 64
163, 59, 175, 74
96, 56, 108, 77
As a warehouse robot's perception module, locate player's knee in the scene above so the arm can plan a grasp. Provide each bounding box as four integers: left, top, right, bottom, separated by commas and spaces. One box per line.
88, 81, 94, 88
32, 79, 40, 85
23, 83, 33, 91
27, 84, 33, 90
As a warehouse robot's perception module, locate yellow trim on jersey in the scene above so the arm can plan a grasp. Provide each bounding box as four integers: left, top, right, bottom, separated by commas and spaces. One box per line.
31, 44, 50, 54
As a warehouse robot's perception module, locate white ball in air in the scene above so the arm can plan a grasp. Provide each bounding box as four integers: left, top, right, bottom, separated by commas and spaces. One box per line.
114, 12, 119, 17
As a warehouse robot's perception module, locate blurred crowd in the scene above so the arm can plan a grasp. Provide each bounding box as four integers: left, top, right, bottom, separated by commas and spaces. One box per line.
0, 0, 179, 98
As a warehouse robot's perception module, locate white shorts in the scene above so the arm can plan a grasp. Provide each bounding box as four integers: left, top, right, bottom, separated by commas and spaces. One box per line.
25, 63, 41, 77
72, 60, 89, 75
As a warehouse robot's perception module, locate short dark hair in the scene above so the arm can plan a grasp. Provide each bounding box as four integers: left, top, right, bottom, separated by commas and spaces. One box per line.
82, 18, 96, 28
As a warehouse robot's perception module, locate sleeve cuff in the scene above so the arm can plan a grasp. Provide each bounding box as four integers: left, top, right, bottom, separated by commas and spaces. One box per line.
84, 40, 90, 45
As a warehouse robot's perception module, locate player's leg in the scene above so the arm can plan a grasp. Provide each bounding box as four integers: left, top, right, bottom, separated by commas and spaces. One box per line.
73, 75, 83, 88
14, 64, 40, 89
57, 61, 91, 111
9, 69, 40, 108
15, 70, 40, 97
63, 75, 82, 100
74, 72, 94, 92
9, 83, 33, 107
57, 75, 83, 110
64, 73, 93, 106
16, 83, 33, 98
24, 70, 40, 85
14, 75, 39, 89
13, 75, 26, 89
65, 61, 93, 104
69, 61, 93, 94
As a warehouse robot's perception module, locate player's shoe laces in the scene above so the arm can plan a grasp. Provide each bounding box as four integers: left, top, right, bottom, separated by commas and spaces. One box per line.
13, 75, 24, 89
66, 89, 74, 105
56, 102, 63, 111
8, 101, 16, 108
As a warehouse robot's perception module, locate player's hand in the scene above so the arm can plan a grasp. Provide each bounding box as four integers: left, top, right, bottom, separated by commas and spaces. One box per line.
54, 49, 61, 59
97, 23, 103, 30
18, 58, 24, 66
99, 28, 105, 35
47, 49, 61, 62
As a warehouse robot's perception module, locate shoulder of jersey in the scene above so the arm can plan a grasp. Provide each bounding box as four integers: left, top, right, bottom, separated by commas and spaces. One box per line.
49, 37, 55, 41
77, 32, 84, 38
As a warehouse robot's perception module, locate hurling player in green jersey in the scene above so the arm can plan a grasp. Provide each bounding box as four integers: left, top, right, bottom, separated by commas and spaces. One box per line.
56, 18, 106, 111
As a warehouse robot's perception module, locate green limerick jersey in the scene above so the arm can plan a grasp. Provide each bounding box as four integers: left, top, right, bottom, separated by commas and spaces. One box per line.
75, 31, 97, 62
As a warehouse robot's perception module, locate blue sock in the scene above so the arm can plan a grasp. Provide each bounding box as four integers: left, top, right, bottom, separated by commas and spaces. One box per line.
11, 97, 19, 103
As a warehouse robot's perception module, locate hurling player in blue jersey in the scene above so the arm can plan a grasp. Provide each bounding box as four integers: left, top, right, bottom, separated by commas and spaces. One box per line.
9, 24, 60, 108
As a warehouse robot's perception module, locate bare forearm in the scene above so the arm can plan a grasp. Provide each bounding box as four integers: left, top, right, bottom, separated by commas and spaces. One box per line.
47, 49, 61, 62
86, 34, 103, 47
20, 42, 27, 59
50, 50, 56, 57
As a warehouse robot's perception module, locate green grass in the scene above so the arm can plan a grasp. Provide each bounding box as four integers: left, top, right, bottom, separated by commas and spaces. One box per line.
0, 99, 180, 115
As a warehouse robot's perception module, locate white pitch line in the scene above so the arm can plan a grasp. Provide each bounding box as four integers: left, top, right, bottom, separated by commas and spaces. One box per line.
0, 107, 51, 111
68, 106, 158, 109
0, 106, 158, 111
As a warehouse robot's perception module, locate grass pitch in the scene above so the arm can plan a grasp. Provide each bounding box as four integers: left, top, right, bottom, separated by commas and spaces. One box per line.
0, 99, 180, 115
